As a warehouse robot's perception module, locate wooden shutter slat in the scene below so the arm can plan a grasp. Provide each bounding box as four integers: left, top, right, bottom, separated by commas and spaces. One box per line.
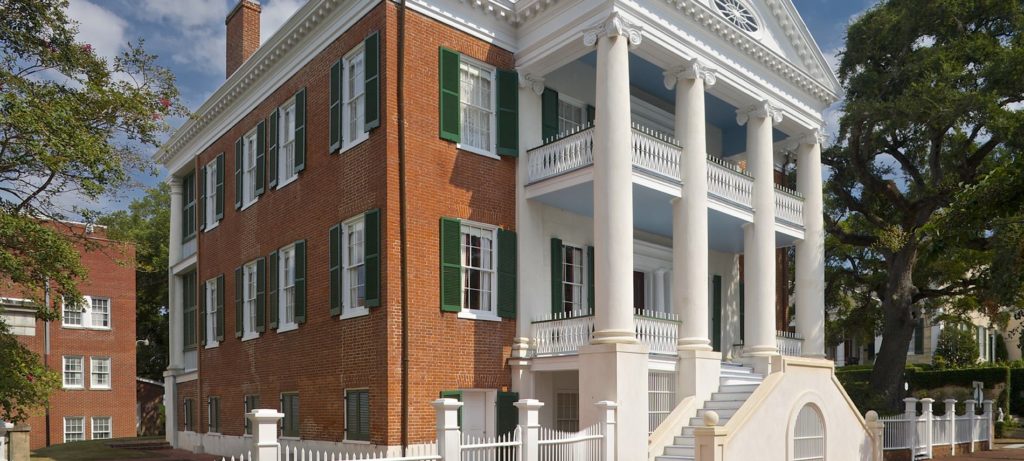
268, 251, 279, 329
216, 274, 225, 341
364, 209, 381, 308
364, 32, 380, 131
541, 88, 559, 141
438, 47, 461, 142
215, 154, 225, 219
234, 267, 243, 338
234, 138, 243, 209
256, 258, 266, 332
495, 69, 518, 156
497, 229, 516, 319
329, 224, 342, 315
330, 60, 342, 152
294, 240, 307, 323
496, 391, 518, 436
294, 88, 306, 173
439, 218, 462, 312
550, 238, 563, 316
255, 120, 266, 196
268, 109, 279, 189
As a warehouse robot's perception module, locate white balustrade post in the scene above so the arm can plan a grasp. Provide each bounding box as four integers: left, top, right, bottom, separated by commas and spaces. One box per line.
945, 398, 957, 455
693, 411, 727, 461
515, 399, 544, 461
965, 399, 977, 452
904, 397, 918, 453
983, 400, 993, 450
794, 131, 826, 358
0, 421, 10, 461
247, 409, 284, 461
865, 411, 884, 461
595, 401, 617, 461
921, 398, 934, 458
433, 398, 463, 461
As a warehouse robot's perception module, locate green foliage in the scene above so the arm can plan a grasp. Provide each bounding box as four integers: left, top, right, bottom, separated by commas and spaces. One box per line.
1010, 368, 1024, 414
933, 327, 981, 368
997, 333, 1009, 362
0, 322, 60, 424
839, 365, 1011, 414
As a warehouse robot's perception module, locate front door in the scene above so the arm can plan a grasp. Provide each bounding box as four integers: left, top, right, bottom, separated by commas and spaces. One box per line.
633, 271, 646, 310
711, 275, 722, 351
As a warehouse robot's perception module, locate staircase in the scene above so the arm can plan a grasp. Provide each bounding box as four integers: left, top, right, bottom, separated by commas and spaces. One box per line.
655, 362, 764, 461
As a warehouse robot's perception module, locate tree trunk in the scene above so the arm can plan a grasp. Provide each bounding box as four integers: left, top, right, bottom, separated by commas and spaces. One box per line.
869, 244, 919, 409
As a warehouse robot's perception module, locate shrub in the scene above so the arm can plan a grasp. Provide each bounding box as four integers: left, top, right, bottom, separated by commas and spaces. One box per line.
997, 334, 1009, 362
934, 327, 980, 368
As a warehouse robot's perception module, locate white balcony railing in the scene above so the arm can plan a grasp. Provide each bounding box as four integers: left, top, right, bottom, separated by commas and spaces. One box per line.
531, 309, 680, 357
776, 330, 804, 357
774, 185, 804, 228
630, 124, 680, 179
527, 125, 594, 183
707, 155, 754, 208
635, 309, 681, 355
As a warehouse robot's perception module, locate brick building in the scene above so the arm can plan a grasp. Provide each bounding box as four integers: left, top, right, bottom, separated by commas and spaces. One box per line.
157, 0, 874, 459
0, 222, 137, 449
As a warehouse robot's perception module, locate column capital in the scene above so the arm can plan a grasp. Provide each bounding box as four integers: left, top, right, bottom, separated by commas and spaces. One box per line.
582, 12, 643, 48
779, 128, 826, 153
736, 100, 783, 126
167, 175, 183, 190
663, 58, 717, 89
518, 73, 546, 96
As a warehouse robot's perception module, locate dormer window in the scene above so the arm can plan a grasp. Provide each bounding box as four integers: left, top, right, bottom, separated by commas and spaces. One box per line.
713, 0, 759, 33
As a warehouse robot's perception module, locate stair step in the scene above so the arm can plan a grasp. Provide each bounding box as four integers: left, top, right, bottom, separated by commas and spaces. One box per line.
673, 434, 695, 445
718, 384, 759, 393
711, 391, 755, 401
689, 416, 731, 427
663, 444, 694, 456
697, 408, 737, 418
655, 456, 695, 461
704, 400, 744, 410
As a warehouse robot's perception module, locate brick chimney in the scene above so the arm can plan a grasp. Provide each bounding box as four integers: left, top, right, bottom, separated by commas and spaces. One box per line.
225, 0, 261, 78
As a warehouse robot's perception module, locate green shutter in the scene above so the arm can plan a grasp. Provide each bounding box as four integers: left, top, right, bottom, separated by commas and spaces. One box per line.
364, 32, 380, 131
586, 104, 595, 125
587, 245, 594, 312
294, 88, 306, 173
215, 154, 225, 219
365, 209, 381, 308
329, 224, 342, 315
497, 229, 516, 319
256, 257, 266, 332
199, 277, 206, 346
268, 251, 279, 329
712, 275, 722, 352
496, 69, 518, 156
330, 60, 342, 152
345, 390, 370, 441
550, 238, 563, 316
438, 47, 461, 143
255, 120, 266, 196
739, 282, 745, 343
199, 165, 206, 230
234, 267, 243, 338
294, 240, 307, 323
234, 138, 242, 209
216, 275, 225, 341
496, 391, 518, 436
914, 318, 924, 355
268, 109, 279, 189
541, 88, 559, 141
439, 218, 462, 312
439, 390, 463, 427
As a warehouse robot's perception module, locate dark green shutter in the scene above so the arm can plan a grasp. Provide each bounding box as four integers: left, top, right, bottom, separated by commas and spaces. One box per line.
586, 104, 595, 125
914, 318, 924, 355
294, 88, 306, 173
255, 120, 266, 196
496, 69, 518, 156
586, 245, 595, 312
364, 32, 380, 131
268, 251, 279, 329
216, 275, 225, 341
256, 258, 266, 332
330, 60, 342, 152
497, 229, 516, 319
439, 390, 463, 427
346, 390, 370, 441
199, 165, 206, 230
440, 218, 462, 312
329, 224, 342, 315
234, 267, 243, 338
712, 275, 722, 351
268, 109, 279, 189
550, 238, 563, 316
739, 282, 745, 343
438, 47, 461, 142
215, 154, 225, 219
294, 240, 307, 323
234, 138, 242, 209
496, 391, 518, 436
541, 88, 559, 141
365, 209, 381, 308
199, 277, 206, 346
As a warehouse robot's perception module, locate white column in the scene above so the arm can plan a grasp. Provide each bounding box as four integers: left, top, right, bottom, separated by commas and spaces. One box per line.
737, 101, 782, 359
794, 130, 826, 358
665, 58, 716, 351
168, 176, 184, 370
587, 13, 640, 345
653, 268, 666, 312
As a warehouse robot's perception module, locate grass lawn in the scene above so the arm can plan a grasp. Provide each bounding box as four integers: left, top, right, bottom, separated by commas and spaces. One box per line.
30, 437, 165, 461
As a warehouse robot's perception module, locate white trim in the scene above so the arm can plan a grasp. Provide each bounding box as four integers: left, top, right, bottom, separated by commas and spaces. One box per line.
341, 214, 369, 317
278, 244, 299, 331
458, 220, 500, 318
277, 98, 300, 189
205, 278, 220, 348
89, 356, 112, 390
63, 416, 85, 443
241, 128, 259, 210
204, 157, 220, 231
455, 55, 499, 159
340, 44, 370, 154
90, 416, 112, 440
242, 261, 260, 340
62, 355, 85, 389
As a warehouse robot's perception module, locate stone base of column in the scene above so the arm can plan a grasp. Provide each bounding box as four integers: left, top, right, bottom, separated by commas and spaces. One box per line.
677, 349, 722, 409
591, 329, 641, 345
578, 343, 648, 460
677, 338, 714, 351
163, 368, 181, 447
738, 353, 777, 376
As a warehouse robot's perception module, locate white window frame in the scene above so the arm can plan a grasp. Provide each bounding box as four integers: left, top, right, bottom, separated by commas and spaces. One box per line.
89, 356, 111, 390
205, 278, 219, 348
63, 416, 84, 443
341, 44, 369, 153
204, 158, 219, 231
343, 387, 371, 443
61, 296, 111, 330
90, 297, 110, 329
457, 221, 499, 321
561, 243, 588, 315
62, 356, 84, 389
242, 129, 259, 209
278, 99, 299, 188
278, 244, 299, 332
790, 404, 825, 461
341, 215, 368, 319
91, 416, 112, 440
242, 261, 260, 341
557, 95, 586, 135
456, 56, 497, 159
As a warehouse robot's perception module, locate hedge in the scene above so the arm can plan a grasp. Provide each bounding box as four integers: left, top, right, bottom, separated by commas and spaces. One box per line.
1011, 368, 1024, 415
838, 365, 1011, 415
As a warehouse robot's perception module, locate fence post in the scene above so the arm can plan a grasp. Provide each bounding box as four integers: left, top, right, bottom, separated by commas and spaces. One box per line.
865, 411, 884, 461
433, 398, 463, 461
595, 401, 617, 461
982, 400, 993, 450
693, 411, 727, 461
903, 397, 917, 456
965, 399, 977, 453
920, 398, 934, 458
514, 399, 544, 461
247, 409, 284, 461
945, 398, 957, 456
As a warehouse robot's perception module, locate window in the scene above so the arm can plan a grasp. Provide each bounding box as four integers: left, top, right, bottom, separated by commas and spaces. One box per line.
182, 170, 196, 241
279, 100, 298, 185
792, 404, 824, 461
91, 417, 111, 439
343, 45, 367, 150
345, 389, 370, 441
281, 393, 299, 438
648, 372, 676, 434
62, 296, 111, 329
244, 262, 258, 339
205, 158, 219, 227
90, 357, 111, 389
208, 397, 221, 433
183, 272, 197, 350
343, 216, 366, 315
279, 245, 297, 329
458, 59, 495, 155
461, 222, 496, 314
63, 356, 84, 388
64, 417, 84, 443
184, 399, 195, 432
562, 245, 586, 314
555, 392, 579, 432
243, 129, 258, 207
62, 297, 84, 327
713, 0, 759, 33
90, 297, 110, 328
206, 278, 218, 347
244, 395, 260, 435
558, 98, 585, 134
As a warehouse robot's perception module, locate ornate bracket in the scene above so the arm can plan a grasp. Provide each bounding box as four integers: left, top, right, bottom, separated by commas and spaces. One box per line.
518, 73, 546, 96
736, 100, 783, 126
582, 12, 643, 48
663, 58, 717, 90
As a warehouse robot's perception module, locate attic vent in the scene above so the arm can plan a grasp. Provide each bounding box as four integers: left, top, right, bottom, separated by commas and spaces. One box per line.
713, 0, 759, 33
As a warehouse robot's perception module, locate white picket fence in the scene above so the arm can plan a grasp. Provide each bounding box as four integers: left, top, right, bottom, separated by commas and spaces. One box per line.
879, 397, 993, 459
220, 400, 614, 461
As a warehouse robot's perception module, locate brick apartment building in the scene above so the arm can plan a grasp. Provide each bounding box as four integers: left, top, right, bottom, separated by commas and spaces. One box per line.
157, 0, 869, 458
0, 222, 137, 449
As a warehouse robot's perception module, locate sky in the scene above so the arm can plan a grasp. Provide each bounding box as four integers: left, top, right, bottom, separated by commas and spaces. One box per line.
62, 0, 878, 213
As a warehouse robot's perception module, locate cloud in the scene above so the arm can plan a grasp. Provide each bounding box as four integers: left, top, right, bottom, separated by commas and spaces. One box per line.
138, 0, 227, 28
68, 0, 128, 60
260, 0, 306, 45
